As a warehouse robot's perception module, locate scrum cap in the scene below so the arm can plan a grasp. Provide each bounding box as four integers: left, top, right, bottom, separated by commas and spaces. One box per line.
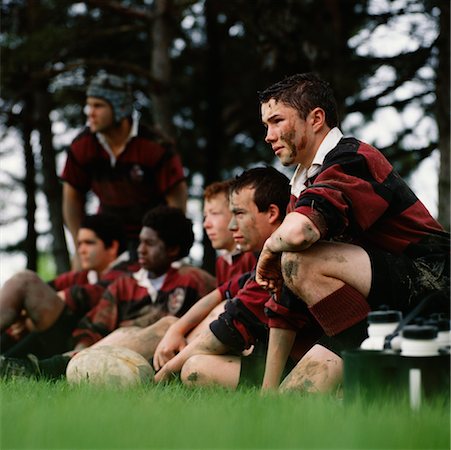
87, 73, 133, 122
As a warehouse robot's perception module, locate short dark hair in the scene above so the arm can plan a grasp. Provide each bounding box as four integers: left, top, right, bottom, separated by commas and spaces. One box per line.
204, 180, 233, 201
258, 73, 338, 128
230, 166, 290, 220
142, 206, 194, 259
80, 214, 126, 254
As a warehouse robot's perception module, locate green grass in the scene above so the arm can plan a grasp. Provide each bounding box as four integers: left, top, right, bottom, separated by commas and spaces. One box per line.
1, 379, 449, 450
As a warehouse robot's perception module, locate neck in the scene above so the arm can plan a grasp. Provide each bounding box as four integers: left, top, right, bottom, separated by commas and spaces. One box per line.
299, 127, 331, 169
102, 120, 132, 156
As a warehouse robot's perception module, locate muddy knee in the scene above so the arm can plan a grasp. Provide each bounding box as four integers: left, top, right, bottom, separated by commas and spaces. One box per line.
180, 355, 206, 386
281, 253, 308, 295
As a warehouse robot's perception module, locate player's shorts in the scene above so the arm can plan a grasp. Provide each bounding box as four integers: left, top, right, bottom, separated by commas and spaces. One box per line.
238, 342, 296, 388
318, 244, 450, 357
4, 305, 81, 359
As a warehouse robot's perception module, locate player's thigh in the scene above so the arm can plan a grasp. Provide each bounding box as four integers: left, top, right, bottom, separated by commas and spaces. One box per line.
186, 301, 226, 343
280, 344, 343, 393
181, 354, 241, 388
283, 241, 372, 297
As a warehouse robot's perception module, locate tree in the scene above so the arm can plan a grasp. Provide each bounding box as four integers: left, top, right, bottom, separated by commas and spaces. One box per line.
1, 0, 448, 277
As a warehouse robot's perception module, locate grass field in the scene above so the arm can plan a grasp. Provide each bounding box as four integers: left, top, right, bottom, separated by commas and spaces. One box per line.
0, 378, 449, 450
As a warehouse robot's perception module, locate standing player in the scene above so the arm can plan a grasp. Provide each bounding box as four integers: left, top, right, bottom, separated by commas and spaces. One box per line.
61, 72, 188, 265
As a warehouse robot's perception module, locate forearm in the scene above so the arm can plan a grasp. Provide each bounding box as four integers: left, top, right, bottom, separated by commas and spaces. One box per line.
261, 328, 296, 390
171, 289, 222, 336
166, 181, 188, 213
264, 212, 320, 254
155, 329, 228, 382
62, 183, 85, 243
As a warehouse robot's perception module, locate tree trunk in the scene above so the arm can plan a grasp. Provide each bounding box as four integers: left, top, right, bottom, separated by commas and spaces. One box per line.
34, 84, 70, 272
22, 97, 38, 271
201, 0, 223, 274
150, 0, 174, 136
436, 1, 450, 230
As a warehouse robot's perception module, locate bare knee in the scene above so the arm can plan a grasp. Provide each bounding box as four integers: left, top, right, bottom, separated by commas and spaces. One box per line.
154, 316, 178, 334
279, 345, 343, 394
281, 252, 311, 295
0, 270, 43, 330
181, 354, 241, 389
180, 355, 208, 387
3, 270, 39, 296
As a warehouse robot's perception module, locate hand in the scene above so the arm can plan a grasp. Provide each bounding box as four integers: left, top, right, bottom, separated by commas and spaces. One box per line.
154, 348, 190, 383
153, 327, 187, 371
154, 330, 228, 383
255, 246, 283, 300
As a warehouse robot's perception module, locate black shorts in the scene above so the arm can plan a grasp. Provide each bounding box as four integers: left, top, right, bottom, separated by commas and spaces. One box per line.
238, 342, 296, 388
319, 245, 450, 357
4, 305, 81, 359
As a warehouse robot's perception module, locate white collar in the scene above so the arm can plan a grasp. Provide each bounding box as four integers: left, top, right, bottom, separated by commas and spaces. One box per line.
133, 268, 167, 303
96, 117, 138, 167
290, 127, 343, 197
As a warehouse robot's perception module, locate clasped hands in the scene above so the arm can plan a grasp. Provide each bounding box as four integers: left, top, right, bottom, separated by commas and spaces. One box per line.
255, 245, 283, 301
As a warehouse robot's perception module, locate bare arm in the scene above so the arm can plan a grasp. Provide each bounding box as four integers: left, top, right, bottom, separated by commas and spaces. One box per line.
153, 288, 222, 370
62, 183, 85, 269
154, 328, 228, 383
165, 180, 188, 214
261, 328, 296, 390
256, 213, 320, 293
265, 212, 320, 253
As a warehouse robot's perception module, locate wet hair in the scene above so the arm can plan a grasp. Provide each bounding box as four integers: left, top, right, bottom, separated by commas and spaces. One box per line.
142, 206, 194, 259
258, 73, 338, 128
80, 214, 126, 254
230, 166, 290, 220
203, 180, 233, 201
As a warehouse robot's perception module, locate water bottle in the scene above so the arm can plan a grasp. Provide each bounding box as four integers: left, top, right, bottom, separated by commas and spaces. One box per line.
400, 325, 439, 357
360, 310, 402, 350
425, 315, 451, 350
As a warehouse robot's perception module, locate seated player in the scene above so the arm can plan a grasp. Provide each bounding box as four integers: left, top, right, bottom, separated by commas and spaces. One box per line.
0, 206, 216, 379
0, 213, 127, 356
203, 180, 256, 286
152, 167, 322, 388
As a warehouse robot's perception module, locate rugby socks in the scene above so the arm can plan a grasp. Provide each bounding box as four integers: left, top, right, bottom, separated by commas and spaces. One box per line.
308, 283, 371, 336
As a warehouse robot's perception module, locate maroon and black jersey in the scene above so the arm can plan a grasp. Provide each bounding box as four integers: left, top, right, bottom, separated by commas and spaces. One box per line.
211, 271, 321, 363
210, 137, 449, 359
267, 137, 449, 333
73, 266, 216, 348
50, 268, 129, 316
293, 137, 448, 257
61, 124, 186, 240
215, 251, 257, 286
49, 270, 91, 291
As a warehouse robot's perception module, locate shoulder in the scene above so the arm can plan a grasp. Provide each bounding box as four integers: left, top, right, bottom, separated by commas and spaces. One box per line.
171, 265, 214, 282
108, 273, 137, 291
135, 124, 176, 154
168, 265, 216, 294
71, 127, 96, 148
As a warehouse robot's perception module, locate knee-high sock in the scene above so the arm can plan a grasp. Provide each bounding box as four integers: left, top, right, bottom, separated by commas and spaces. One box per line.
308, 284, 371, 336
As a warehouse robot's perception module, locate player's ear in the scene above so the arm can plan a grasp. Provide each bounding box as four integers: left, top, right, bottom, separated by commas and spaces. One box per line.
310, 107, 326, 132
267, 204, 281, 224
166, 245, 181, 261
109, 239, 120, 258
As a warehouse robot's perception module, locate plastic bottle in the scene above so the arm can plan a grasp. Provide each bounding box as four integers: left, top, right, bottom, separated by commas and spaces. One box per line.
400, 325, 439, 357
360, 310, 402, 350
